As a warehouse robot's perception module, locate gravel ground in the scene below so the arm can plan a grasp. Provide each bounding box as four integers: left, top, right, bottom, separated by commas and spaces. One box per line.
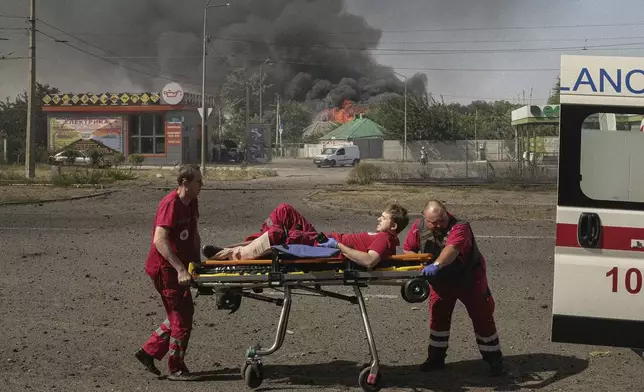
1, 174, 643, 392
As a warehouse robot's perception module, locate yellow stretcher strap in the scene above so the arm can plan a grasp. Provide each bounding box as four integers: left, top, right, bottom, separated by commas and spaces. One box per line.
189, 253, 431, 276
195, 265, 423, 278
200, 252, 433, 267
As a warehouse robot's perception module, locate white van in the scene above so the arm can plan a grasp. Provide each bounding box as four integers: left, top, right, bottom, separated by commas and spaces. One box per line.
313, 145, 360, 167
551, 54, 644, 349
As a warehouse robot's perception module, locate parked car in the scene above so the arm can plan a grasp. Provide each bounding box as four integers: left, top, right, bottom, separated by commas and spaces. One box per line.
212, 139, 241, 162
50, 150, 91, 165
313, 145, 360, 167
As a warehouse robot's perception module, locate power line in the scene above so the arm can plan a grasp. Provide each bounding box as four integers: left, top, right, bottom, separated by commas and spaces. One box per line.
35, 18, 205, 84
209, 35, 644, 54
36, 29, 215, 89
17, 20, 644, 36
0, 15, 27, 19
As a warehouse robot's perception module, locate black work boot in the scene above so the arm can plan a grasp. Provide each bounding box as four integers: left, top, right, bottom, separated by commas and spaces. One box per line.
419, 357, 445, 371
482, 352, 504, 377
419, 345, 447, 372
135, 348, 161, 376
202, 245, 223, 259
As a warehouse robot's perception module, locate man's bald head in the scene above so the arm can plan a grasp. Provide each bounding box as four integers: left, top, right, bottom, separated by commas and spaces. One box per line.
422, 199, 449, 230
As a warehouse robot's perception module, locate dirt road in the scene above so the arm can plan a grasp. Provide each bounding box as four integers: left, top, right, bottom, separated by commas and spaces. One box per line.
0, 173, 642, 392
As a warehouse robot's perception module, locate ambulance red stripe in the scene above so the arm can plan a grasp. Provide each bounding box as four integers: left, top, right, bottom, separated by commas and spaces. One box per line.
556, 223, 644, 251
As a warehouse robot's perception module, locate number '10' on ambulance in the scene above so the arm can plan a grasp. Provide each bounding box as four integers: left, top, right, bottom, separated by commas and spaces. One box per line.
553, 55, 644, 349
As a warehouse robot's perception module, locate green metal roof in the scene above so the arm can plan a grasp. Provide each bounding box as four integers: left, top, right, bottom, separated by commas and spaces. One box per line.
319, 117, 385, 140
302, 121, 339, 137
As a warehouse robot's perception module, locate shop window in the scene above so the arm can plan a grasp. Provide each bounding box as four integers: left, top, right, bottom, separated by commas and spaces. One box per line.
129, 114, 165, 154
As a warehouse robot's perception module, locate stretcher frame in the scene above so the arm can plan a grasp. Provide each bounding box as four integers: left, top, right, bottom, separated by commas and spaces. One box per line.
189, 250, 433, 392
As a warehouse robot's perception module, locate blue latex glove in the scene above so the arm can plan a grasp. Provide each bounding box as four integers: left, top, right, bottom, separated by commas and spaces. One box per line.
318, 238, 338, 248
421, 263, 440, 277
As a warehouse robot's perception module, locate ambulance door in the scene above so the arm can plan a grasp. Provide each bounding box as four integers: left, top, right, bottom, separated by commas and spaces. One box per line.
552, 104, 644, 349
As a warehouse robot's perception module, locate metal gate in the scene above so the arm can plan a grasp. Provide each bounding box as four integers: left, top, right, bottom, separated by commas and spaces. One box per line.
353, 138, 383, 159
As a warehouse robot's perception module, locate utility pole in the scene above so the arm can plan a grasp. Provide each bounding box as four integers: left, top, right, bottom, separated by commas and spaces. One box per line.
25, 0, 36, 178
259, 59, 271, 123
275, 94, 280, 156
200, 1, 230, 174
245, 82, 250, 163
218, 107, 222, 141
474, 109, 478, 160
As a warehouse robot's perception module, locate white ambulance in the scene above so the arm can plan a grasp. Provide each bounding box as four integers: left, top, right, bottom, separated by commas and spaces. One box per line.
552, 55, 644, 348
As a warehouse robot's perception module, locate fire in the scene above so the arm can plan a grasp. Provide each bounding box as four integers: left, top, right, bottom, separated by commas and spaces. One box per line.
317, 100, 368, 123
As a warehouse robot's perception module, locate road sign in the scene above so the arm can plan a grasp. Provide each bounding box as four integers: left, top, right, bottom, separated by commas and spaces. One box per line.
198, 108, 213, 120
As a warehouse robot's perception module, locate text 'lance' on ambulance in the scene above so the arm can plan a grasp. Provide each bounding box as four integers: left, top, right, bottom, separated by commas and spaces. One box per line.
559, 55, 644, 107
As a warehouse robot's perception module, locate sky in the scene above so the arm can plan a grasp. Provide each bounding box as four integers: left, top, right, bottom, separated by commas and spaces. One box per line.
2, 0, 644, 105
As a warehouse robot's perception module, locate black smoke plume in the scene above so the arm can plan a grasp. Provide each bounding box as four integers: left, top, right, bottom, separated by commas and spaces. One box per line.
23, 0, 427, 108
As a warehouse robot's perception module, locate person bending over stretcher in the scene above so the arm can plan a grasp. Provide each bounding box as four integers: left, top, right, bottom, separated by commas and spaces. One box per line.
203, 203, 409, 269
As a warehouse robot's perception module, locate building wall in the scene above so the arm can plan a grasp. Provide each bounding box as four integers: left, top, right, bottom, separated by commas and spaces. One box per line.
279, 138, 558, 161
47, 109, 216, 166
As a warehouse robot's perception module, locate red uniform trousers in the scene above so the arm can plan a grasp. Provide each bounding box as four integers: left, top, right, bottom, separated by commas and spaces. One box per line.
246, 203, 318, 245
142, 267, 194, 373
428, 266, 501, 363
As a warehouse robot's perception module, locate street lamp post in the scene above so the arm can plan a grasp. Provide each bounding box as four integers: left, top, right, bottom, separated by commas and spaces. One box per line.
201, 1, 229, 175
259, 58, 272, 123
394, 72, 408, 161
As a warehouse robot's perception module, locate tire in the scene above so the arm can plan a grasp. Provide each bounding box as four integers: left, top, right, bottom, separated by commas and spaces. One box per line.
243, 361, 263, 389
401, 278, 430, 303
358, 367, 382, 392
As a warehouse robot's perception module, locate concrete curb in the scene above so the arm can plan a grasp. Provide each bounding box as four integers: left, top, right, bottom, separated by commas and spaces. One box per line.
0, 189, 119, 206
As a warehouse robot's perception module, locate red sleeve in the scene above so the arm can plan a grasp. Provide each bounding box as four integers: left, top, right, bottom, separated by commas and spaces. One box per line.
155, 199, 176, 228
368, 232, 395, 257
445, 223, 473, 253
403, 219, 421, 252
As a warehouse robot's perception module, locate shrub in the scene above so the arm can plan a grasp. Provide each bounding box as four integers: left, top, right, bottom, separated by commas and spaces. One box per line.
128, 154, 145, 167
346, 162, 383, 185
88, 149, 105, 167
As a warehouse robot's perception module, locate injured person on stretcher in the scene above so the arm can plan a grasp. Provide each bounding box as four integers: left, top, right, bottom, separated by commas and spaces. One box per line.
202, 203, 410, 269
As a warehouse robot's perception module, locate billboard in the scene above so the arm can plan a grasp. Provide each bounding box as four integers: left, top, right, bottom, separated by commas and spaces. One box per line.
247, 124, 272, 163
49, 116, 124, 153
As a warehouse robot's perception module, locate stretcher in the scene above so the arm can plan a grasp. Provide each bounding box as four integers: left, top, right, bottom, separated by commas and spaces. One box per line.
189, 245, 433, 392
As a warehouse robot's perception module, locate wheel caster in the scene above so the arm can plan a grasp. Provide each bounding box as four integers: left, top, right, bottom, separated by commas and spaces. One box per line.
242, 360, 264, 389
401, 278, 430, 303
358, 367, 382, 392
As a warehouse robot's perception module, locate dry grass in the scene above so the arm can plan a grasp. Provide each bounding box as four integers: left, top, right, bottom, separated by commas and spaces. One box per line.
0, 164, 277, 187
131, 167, 278, 186
307, 185, 557, 221
0, 185, 103, 204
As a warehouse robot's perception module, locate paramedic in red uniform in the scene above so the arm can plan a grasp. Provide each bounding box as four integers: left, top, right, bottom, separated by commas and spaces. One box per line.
206, 203, 409, 268
135, 164, 203, 381
403, 199, 503, 376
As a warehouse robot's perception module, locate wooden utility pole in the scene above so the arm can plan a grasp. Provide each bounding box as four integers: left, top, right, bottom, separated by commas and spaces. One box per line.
25, 0, 36, 178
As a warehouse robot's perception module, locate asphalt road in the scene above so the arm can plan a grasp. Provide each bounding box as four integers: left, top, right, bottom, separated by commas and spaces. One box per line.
1, 175, 643, 392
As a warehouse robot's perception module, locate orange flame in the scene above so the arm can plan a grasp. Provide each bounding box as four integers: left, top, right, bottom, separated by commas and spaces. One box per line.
317, 100, 368, 123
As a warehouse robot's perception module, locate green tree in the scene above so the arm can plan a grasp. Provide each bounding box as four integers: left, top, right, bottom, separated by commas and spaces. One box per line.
0, 83, 59, 163
219, 68, 272, 143
366, 94, 521, 141
547, 77, 561, 104
276, 101, 313, 143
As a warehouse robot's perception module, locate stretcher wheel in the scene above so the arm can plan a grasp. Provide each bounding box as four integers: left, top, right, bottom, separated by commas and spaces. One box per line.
401, 278, 430, 303
216, 293, 242, 313
358, 367, 381, 392
242, 361, 264, 389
